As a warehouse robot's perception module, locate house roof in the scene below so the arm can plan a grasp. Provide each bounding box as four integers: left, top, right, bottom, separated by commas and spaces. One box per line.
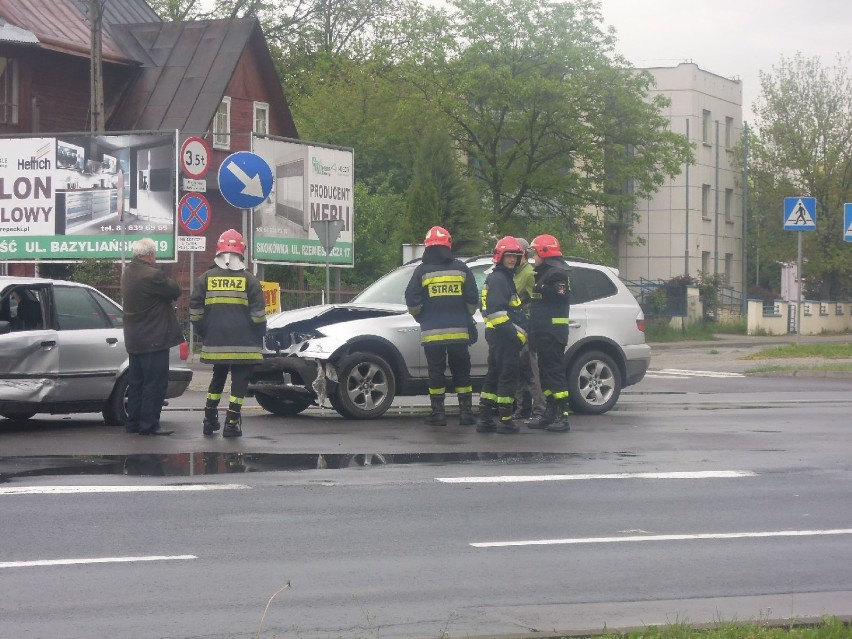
109, 18, 263, 132
0, 0, 159, 63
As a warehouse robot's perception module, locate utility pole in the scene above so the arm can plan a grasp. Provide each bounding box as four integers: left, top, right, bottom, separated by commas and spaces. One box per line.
89, 0, 105, 132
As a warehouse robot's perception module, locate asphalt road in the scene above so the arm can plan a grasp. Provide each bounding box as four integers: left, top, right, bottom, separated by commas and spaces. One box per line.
1, 335, 851, 638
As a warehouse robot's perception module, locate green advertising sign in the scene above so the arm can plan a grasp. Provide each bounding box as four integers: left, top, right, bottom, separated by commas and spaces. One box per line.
0, 132, 177, 261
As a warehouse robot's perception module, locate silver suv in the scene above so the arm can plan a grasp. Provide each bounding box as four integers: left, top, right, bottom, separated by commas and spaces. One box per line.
251, 257, 650, 419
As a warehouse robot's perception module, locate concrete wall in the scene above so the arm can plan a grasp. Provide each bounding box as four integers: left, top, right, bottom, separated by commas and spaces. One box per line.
746, 300, 852, 335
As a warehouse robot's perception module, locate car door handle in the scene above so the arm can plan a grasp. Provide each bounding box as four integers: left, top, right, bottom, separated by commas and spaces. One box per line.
40, 340, 57, 348
106, 337, 119, 345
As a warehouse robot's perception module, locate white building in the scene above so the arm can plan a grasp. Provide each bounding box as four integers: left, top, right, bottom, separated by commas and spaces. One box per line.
618, 63, 744, 293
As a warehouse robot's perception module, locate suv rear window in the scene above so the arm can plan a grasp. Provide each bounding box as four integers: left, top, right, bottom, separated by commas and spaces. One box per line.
568, 267, 617, 304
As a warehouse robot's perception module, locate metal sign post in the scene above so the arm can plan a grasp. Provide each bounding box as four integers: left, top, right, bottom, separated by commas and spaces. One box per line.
783, 197, 817, 342
311, 219, 346, 304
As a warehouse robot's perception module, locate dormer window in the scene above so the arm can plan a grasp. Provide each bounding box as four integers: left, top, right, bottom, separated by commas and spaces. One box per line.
0, 57, 20, 124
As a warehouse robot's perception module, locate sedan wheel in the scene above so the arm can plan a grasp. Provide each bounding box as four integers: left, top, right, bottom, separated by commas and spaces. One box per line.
1, 410, 38, 421
567, 350, 621, 415
333, 352, 396, 419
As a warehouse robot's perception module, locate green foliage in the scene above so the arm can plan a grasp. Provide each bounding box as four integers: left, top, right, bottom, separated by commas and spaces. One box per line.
402, 0, 691, 256
599, 617, 851, 639
69, 259, 118, 288
747, 53, 852, 300
147, 0, 209, 20
697, 271, 726, 318
404, 129, 486, 255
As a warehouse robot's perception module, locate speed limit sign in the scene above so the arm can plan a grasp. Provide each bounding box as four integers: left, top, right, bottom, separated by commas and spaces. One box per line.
180, 136, 211, 179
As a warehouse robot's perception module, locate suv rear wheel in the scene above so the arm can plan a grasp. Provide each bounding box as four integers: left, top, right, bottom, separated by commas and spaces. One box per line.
567, 350, 621, 415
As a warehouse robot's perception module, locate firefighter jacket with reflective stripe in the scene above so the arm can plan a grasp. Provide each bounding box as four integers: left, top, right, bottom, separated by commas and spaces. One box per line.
189, 266, 267, 364
530, 257, 571, 339
405, 255, 478, 345
482, 264, 527, 344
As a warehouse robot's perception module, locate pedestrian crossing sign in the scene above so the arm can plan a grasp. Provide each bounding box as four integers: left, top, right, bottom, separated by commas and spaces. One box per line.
844, 203, 852, 243
783, 196, 816, 231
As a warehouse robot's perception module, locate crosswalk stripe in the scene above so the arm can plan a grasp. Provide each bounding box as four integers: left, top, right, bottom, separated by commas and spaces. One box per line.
436, 470, 756, 483
646, 369, 745, 379
0, 484, 249, 496
472, 528, 852, 548
0, 555, 197, 569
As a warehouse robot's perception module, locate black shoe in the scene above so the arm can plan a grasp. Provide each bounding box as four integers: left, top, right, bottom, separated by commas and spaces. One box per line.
222, 421, 242, 438
202, 417, 221, 436
495, 419, 520, 434
476, 422, 497, 433
139, 429, 173, 436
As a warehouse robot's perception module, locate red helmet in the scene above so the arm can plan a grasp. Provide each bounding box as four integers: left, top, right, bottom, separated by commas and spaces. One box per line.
492, 235, 524, 264
216, 229, 246, 257
530, 233, 562, 258
424, 225, 452, 248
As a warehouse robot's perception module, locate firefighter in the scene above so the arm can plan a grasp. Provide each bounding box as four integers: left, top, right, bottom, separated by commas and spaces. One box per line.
477, 236, 527, 434
189, 229, 267, 437
525, 233, 571, 432
405, 226, 479, 426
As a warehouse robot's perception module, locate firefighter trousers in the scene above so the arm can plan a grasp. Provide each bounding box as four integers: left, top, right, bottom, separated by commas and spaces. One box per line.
481, 331, 521, 408
424, 343, 472, 394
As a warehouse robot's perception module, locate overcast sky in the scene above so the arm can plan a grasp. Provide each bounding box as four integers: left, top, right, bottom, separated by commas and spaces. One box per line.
597, 0, 852, 125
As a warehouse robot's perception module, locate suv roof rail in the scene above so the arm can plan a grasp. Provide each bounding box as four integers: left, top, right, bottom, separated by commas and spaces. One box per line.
563, 255, 597, 265
464, 254, 493, 263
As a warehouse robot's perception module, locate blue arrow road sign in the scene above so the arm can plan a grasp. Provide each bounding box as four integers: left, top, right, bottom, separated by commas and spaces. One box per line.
844, 204, 852, 243
218, 151, 273, 209
783, 196, 816, 231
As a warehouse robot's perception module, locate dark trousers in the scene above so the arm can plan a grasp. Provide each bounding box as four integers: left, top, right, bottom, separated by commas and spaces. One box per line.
482, 331, 521, 405
534, 332, 568, 398
207, 363, 254, 404
126, 349, 170, 433
424, 343, 472, 393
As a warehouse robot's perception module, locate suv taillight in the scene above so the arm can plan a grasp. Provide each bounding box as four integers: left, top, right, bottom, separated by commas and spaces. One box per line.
636, 318, 645, 332
179, 341, 189, 361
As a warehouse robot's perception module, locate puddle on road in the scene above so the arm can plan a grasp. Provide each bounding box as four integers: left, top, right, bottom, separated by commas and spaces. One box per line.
0, 451, 638, 479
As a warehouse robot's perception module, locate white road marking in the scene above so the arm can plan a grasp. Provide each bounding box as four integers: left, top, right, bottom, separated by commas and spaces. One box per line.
0, 484, 249, 496
472, 528, 852, 548
0, 555, 197, 569
645, 369, 745, 379
437, 470, 756, 483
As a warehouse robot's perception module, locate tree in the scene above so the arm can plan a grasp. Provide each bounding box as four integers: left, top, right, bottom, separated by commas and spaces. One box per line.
147, 0, 210, 20
405, 128, 485, 255
751, 53, 852, 299
402, 0, 691, 255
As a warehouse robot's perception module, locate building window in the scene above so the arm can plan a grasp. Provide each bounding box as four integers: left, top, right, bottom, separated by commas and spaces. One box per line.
702, 184, 711, 219
702, 109, 711, 144
702, 251, 710, 275
725, 116, 734, 148
253, 101, 269, 135
725, 253, 733, 284
213, 96, 231, 149
0, 57, 20, 124
725, 188, 734, 222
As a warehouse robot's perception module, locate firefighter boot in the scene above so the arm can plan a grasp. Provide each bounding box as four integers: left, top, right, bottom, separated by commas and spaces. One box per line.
222, 410, 243, 438
424, 394, 447, 426
526, 397, 557, 429
202, 402, 220, 436
476, 398, 497, 433
495, 404, 520, 434
458, 393, 476, 426
546, 400, 571, 432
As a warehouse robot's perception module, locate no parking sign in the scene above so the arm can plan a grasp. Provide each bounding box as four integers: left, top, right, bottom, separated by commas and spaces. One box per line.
178, 193, 211, 235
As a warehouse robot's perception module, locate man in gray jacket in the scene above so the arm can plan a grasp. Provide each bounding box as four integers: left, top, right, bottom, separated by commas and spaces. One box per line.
121, 238, 184, 435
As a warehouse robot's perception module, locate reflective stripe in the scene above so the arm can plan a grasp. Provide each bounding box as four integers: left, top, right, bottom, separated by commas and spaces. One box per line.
228, 396, 245, 406
202, 352, 263, 361
480, 392, 498, 402
509, 295, 522, 307
455, 386, 473, 394
422, 274, 465, 286
207, 393, 222, 401
516, 331, 527, 345
423, 332, 469, 343
205, 296, 249, 306
551, 317, 569, 325
495, 396, 514, 404
483, 310, 508, 322
543, 389, 552, 397
429, 387, 446, 395
552, 390, 569, 399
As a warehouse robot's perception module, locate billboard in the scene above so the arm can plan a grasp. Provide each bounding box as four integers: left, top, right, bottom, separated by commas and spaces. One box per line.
252, 136, 354, 266
0, 132, 177, 261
